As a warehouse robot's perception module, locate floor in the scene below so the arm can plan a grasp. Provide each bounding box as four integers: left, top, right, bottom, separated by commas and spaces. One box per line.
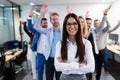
19, 68, 115, 80
15, 59, 118, 80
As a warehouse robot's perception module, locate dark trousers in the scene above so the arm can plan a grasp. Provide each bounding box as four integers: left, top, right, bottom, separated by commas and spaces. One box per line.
86, 53, 97, 80
36, 53, 46, 80
86, 73, 92, 80
96, 49, 104, 80
45, 57, 61, 80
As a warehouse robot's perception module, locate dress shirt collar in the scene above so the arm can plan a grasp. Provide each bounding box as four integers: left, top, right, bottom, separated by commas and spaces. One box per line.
52, 26, 61, 32
67, 38, 76, 45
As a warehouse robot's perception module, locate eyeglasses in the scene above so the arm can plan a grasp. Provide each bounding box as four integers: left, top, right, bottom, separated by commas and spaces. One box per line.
66, 22, 78, 27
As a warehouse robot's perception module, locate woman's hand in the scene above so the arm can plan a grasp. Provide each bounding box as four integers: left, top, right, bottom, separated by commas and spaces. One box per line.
79, 61, 87, 67
57, 57, 64, 63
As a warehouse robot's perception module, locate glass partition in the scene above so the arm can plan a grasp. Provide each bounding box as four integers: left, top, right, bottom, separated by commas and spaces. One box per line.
0, 0, 21, 44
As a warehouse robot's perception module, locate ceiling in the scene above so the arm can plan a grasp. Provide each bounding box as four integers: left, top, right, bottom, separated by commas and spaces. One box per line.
7, 0, 116, 6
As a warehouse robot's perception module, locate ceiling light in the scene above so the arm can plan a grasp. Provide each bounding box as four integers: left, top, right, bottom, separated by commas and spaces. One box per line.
30, 2, 35, 6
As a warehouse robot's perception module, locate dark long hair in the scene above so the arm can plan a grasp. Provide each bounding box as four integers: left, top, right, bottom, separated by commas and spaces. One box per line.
61, 13, 85, 62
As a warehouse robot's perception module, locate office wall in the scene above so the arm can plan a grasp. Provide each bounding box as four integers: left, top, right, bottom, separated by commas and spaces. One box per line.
20, 5, 30, 42
108, 0, 120, 43
20, 1, 120, 43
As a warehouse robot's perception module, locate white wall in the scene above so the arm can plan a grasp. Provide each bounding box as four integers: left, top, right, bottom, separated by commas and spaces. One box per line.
20, 1, 120, 43
20, 5, 31, 42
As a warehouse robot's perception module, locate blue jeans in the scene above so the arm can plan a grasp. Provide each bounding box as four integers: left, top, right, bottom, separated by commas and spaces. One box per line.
36, 53, 46, 80
103, 47, 109, 71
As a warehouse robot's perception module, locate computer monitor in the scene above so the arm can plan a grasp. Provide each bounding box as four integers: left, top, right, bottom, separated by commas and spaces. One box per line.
3, 40, 20, 50
108, 33, 119, 44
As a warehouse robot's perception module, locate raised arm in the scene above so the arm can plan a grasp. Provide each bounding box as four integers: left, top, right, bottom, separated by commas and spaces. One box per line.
66, 5, 72, 14
38, 4, 48, 18
94, 4, 112, 34
85, 11, 90, 19
33, 4, 48, 34
102, 19, 111, 32
23, 22, 33, 36
108, 20, 120, 33
27, 7, 36, 33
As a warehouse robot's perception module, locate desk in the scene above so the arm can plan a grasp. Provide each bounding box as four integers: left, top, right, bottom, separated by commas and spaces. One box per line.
0, 49, 23, 62
107, 44, 120, 62
107, 44, 120, 55
0, 49, 23, 79
5, 49, 23, 62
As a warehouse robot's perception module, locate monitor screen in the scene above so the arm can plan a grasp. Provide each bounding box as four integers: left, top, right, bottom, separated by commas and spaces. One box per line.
109, 34, 118, 44
4, 40, 19, 50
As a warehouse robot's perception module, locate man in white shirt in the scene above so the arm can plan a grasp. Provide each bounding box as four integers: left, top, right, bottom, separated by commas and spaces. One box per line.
27, 7, 48, 80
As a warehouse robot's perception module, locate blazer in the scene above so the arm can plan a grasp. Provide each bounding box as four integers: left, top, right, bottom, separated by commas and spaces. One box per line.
23, 22, 34, 45
27, 18, 40, 51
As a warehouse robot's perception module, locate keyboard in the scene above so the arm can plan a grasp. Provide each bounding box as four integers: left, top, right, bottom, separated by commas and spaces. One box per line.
4, 51, 13, 55
4, 49, 17, 55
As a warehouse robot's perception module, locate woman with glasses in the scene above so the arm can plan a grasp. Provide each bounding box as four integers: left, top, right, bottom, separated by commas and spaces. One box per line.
54, 13, 95, 80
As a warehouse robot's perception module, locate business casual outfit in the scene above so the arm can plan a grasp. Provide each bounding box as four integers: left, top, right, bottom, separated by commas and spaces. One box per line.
33, 18, 62, 80
55, 39, 95, 80
96, 20, 120, 80
96, 24, 110, 80
36, 33, 48, 80
27, 17, 51, 80
27, 17, 43, 80
86, 15, 107, 80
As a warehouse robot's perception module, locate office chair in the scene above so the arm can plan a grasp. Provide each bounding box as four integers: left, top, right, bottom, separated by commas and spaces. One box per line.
3, 40, 28, 73
13, 41, 28, 73
2, 40, 20, 80
0, 46, 5, 78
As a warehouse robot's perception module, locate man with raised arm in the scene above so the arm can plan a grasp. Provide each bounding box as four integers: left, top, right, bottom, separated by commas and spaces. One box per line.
33, 4, 62, 80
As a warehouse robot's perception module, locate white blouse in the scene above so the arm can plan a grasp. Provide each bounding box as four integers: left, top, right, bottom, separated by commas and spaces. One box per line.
54, 38, 95, 75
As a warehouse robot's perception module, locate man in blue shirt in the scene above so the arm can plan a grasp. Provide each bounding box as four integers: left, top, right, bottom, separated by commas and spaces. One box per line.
33, 4, 62, 80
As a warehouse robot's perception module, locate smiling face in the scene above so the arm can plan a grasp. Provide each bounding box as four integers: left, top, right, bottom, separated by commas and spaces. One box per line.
79, 18, 85, 29
94, 19, 100, 28
61, 13, 85, 62
66, 17, 78, 37
62, 13, 81, 43
86, 19, 92, 28
41, 20, 48, 28
50, 12, 60, 29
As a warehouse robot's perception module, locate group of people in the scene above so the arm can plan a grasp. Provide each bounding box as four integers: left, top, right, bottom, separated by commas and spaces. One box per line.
21, 4, 120, 80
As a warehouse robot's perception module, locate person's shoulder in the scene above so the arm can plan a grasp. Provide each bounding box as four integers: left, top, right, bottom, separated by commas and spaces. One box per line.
83, 38, 92, 46
48, 27, 53, 30
90, 28, 95, 31
56, 41, 62, 47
